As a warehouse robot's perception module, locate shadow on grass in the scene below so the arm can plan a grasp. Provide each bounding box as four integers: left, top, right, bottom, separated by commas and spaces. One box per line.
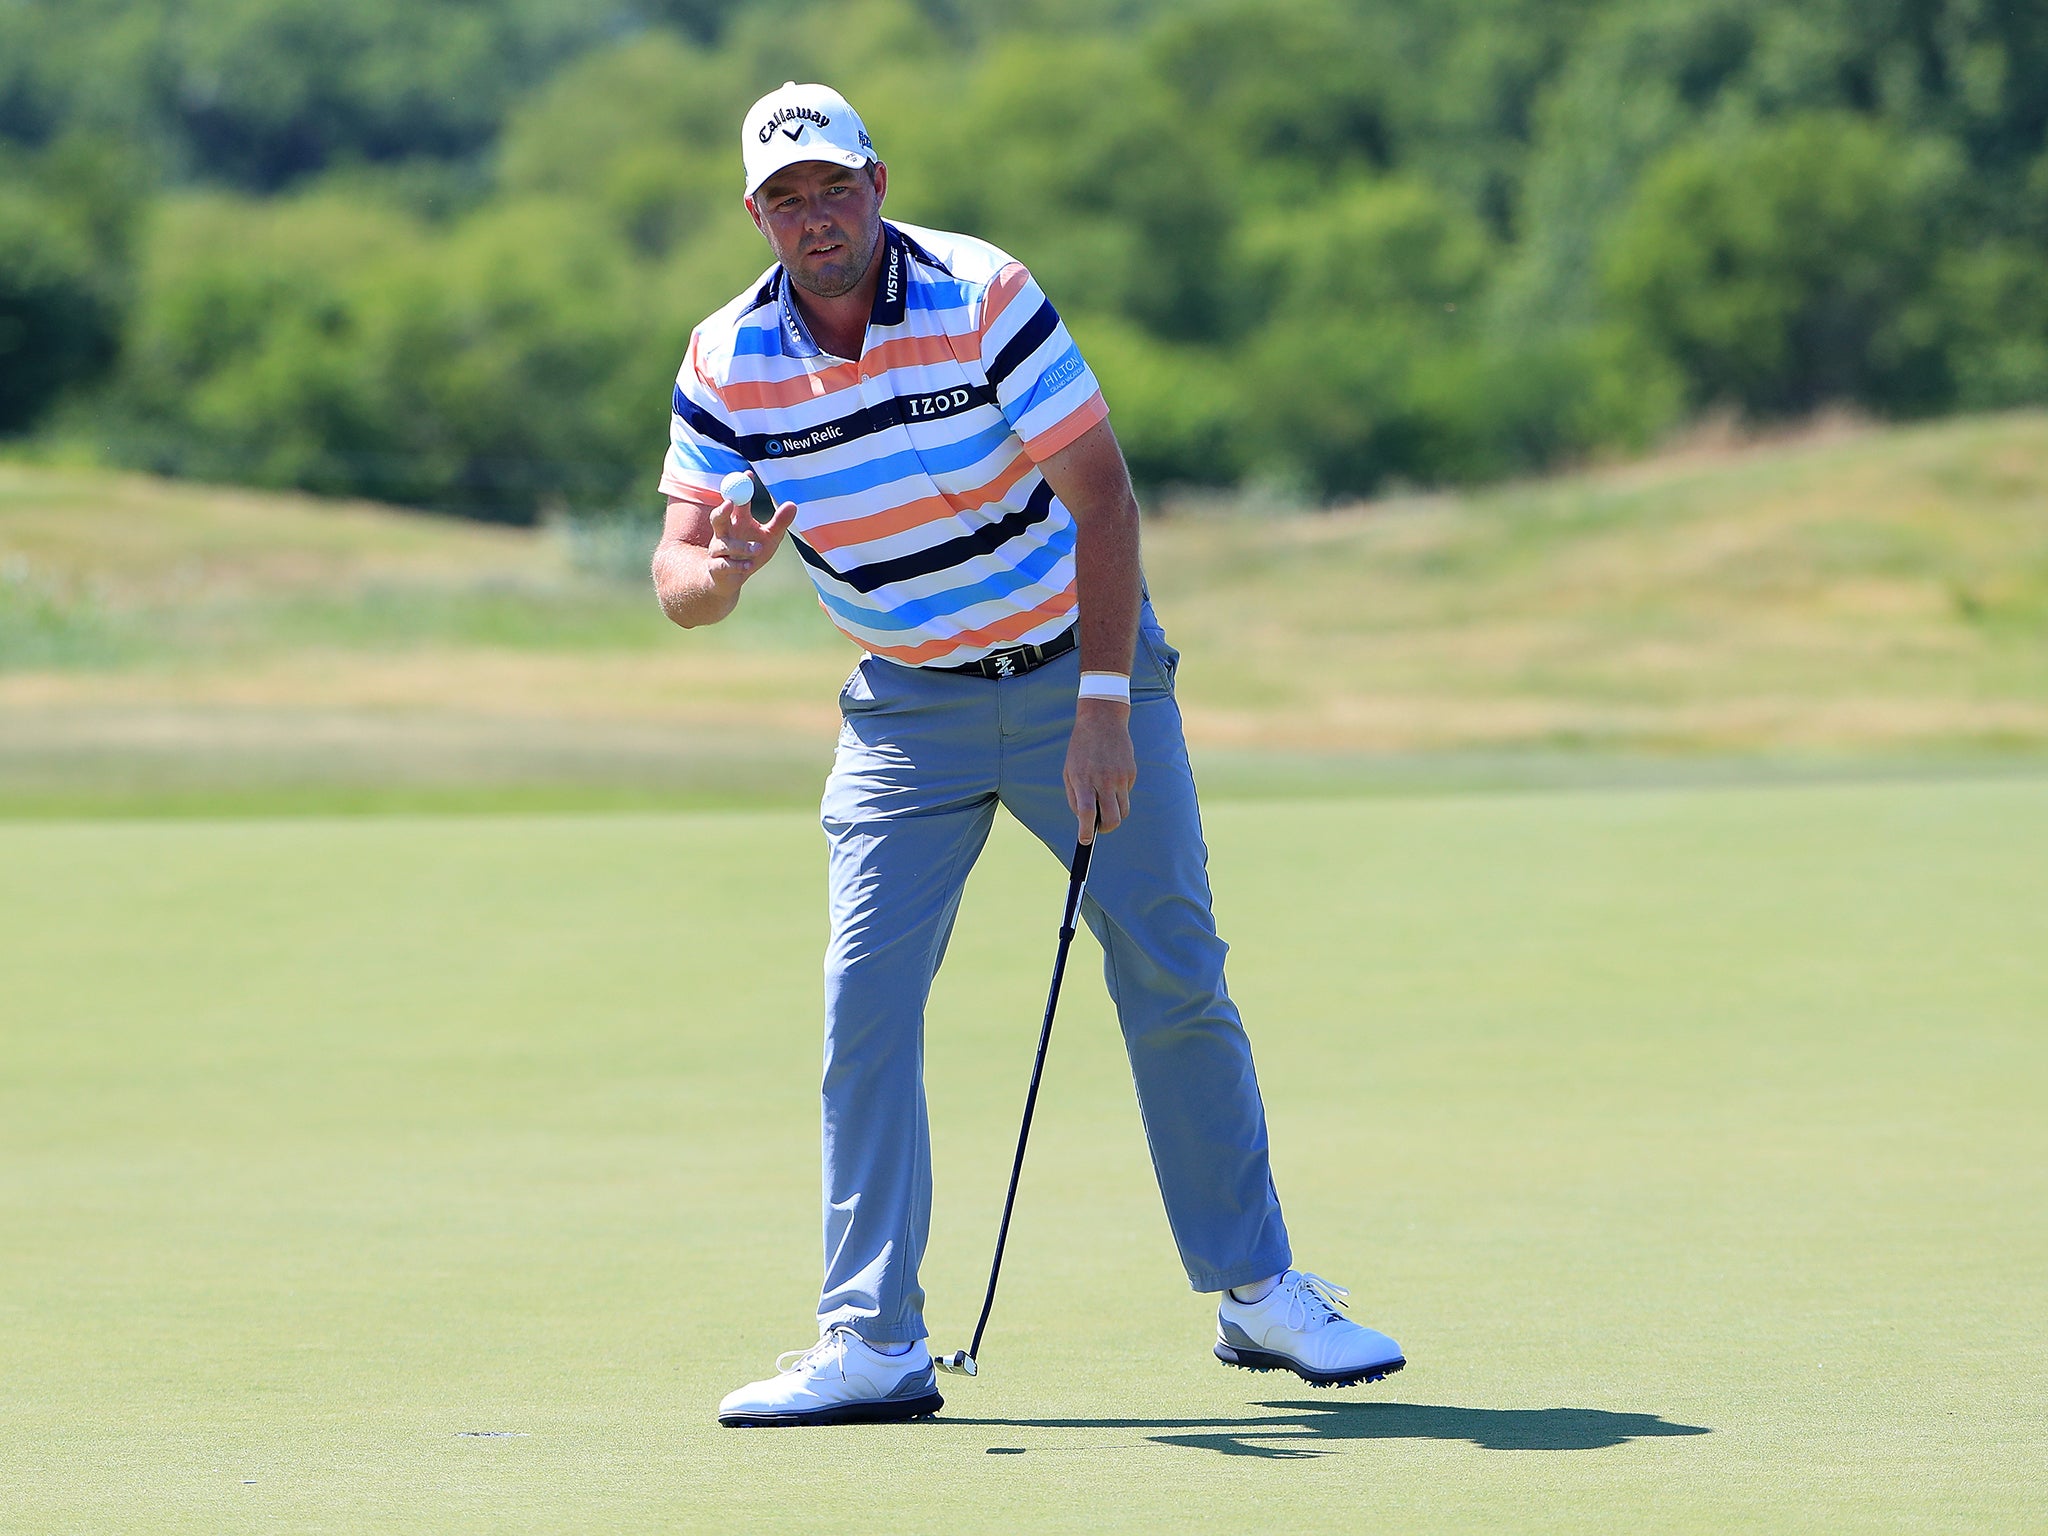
948, 1400, 1712, 1459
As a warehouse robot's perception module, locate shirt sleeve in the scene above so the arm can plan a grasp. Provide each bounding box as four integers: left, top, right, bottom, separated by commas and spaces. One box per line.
657, 330, 752, 507
977, 262, 1108, 461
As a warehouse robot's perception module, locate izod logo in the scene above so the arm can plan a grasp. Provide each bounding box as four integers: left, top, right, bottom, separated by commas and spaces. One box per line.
905, 388, 973, 419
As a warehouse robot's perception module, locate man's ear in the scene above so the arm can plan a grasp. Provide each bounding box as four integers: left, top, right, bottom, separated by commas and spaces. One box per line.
744, 194, 764, 234
870, 162, 887, 207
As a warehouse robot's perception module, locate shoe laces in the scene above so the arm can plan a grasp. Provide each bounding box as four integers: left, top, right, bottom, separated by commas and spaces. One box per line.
776, 1326, 859, 1380
1280, 1271, 1351, 1331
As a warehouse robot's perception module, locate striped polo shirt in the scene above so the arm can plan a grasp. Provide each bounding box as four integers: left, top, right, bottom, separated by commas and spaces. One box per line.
659, 221, 1107, 667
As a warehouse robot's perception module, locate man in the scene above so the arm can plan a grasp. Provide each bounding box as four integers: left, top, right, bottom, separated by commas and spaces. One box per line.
655, 82, 1405, 1427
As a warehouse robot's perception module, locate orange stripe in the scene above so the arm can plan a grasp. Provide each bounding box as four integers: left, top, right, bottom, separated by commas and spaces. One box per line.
978, 263, 1032, 345
850, 583, 1078, 665
659, 480, 720, 510
689, 330, 719, 395
720, 333, 966, 415
723, 361, 858, 413
1023, 391, 1108, 462
802, 448, 1038, 554
863, 332, 966, 374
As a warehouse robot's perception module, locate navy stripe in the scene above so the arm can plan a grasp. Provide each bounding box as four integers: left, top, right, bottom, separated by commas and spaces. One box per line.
791, 478, 1056, 594
673, 389, 741, 451
735, 383, 999, 462
869, 227, 909, 330
898, 228, 954, 277
986, 300, 1059, 388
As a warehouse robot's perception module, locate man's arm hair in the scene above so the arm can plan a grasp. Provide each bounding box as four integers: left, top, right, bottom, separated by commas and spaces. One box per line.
653, 497, 740, 628
1036, 418, 1142, 678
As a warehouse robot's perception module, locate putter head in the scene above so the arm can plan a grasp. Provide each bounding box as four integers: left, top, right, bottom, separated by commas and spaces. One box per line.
934, 1349, 977, 1377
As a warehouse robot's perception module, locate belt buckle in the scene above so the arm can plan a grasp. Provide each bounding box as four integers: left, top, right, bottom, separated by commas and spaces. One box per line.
989, 648, 1022, 679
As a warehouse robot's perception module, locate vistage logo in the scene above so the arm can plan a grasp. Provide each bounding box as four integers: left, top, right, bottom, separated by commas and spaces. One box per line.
881, 243, 902, 309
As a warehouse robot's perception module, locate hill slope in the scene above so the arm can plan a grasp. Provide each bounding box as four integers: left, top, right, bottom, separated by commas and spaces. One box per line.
4, 411, 2047, 813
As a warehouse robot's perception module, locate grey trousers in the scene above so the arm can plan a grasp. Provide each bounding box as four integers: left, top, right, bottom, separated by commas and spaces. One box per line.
816, 606, 1291, 1343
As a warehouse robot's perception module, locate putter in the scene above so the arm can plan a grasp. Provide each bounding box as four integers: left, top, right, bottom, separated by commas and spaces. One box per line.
936, 825, 1097, 1378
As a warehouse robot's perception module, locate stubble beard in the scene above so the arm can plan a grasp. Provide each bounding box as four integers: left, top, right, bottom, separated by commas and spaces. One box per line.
786, 220, 881, 301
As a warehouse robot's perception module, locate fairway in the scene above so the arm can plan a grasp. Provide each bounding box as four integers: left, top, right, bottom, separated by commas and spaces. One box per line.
3, 780, 2043, 1532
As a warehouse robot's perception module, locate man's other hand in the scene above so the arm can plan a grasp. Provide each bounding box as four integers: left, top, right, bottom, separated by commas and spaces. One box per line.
1065, 697, 1136, 843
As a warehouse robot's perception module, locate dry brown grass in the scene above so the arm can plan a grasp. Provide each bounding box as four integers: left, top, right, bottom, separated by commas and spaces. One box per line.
4, 411, 2047, 810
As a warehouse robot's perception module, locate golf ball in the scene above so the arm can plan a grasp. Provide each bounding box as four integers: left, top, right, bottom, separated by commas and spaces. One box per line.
720, 470, 756, 505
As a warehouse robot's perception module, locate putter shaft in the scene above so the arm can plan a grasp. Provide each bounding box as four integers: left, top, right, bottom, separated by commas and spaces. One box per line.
947, 833, 1095, 1374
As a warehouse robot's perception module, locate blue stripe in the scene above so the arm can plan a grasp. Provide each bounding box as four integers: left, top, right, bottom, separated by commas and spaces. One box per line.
773, 415, 1015, 503
668, 437, 748, 478
907, 277, 974, 312
803, 528, 1072, 635
1003, 341, 1086, 426
730, 321, 787, 357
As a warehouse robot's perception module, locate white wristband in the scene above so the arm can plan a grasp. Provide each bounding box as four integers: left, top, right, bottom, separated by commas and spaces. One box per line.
1077, 671, 1131, 703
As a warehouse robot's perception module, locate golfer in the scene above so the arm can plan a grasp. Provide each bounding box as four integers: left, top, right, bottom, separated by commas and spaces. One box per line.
655, 82, 1404, 1426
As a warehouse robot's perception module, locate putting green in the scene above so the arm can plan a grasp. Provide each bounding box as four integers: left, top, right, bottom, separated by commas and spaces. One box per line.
2, 780, 2042, 1532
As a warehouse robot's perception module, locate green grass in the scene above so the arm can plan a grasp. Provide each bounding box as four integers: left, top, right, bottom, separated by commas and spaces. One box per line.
4, 780, 2043, 1531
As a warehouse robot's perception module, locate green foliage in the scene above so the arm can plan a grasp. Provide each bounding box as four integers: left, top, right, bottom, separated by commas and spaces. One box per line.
1935, 242, 2048, 411
496, 32, 750, 259
1604, 113, 1961, 417
0, 136, 136, 431
116, 191, 670, 519
0, 0, 613, 189
0, 187, 119, 431
7, 0, 2048, 511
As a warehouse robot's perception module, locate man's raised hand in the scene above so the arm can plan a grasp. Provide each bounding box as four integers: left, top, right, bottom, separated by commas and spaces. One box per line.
705, 495, 797, 592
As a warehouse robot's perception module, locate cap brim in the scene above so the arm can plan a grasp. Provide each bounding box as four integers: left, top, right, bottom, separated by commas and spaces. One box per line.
745, 145, 869, 198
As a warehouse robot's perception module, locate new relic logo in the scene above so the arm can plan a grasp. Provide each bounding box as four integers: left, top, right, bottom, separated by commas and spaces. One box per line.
764, 424, 844, 456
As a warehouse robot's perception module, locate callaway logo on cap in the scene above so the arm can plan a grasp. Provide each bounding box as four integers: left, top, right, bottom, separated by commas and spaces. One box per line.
742, 82, 876, 197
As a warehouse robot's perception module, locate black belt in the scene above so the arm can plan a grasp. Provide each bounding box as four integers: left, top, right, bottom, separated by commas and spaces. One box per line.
930, 624, 1077, 679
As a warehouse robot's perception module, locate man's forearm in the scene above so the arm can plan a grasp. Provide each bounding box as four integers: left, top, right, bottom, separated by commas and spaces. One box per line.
1041, 421, 1146, 675
1073, 490, 1141, 676
653, 541, 741, 628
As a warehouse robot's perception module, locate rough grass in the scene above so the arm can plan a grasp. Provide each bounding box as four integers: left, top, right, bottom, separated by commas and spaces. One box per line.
2, 783, 2042, 1531
4, 411, 2048, 812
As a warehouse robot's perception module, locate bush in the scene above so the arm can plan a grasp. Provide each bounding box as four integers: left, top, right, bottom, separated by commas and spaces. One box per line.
0, 181, 122, 432
1236, 176, 1493, 494
1932, 243, 2048, 411
1603, 113, 1961, 418
113, 191, 671, 520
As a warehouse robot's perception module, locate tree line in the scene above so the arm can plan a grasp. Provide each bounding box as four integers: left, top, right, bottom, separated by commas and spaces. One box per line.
4, 0, 2046, 520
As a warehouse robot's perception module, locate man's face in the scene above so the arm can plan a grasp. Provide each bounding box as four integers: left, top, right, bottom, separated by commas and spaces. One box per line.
748, 159, 888, 300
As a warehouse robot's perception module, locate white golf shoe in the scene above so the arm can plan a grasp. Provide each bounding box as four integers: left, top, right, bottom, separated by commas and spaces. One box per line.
1215, 1270, 1406, 1387
717, 1326, 945, 1427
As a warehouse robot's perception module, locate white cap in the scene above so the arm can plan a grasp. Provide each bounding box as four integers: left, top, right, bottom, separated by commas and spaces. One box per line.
742, 82, 875, 198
